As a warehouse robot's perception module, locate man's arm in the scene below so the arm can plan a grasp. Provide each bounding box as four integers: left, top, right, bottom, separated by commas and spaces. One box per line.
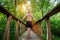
32, 14, 37, 21
22, 14, 27, 21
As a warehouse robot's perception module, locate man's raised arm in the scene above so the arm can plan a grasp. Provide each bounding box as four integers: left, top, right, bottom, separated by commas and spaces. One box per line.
22, 14, 27, 21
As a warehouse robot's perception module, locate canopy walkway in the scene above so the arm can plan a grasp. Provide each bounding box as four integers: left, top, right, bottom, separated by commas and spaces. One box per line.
0, 4, 60, 40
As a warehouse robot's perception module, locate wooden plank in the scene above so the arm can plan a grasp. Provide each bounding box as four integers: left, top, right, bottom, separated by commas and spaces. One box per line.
3, 15, 12, 40
20, 23, 22, 33
39, 22, 43, 40
15, 21, 19, 40
19, 23, 25, 34
45, 17, 52, 40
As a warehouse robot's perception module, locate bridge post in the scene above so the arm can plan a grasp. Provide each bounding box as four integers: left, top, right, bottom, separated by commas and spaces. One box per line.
39, 22, 43, 40
20, 23, 22, 33
20, 23, 23, 34
22, 24, 25, 32
20, 23, 25, 34
15, 21, 19, 40
45, 17, 52, 40
3, 15, 12, 40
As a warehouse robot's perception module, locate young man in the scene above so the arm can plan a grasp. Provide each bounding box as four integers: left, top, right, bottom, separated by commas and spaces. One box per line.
22, 8, 36, 38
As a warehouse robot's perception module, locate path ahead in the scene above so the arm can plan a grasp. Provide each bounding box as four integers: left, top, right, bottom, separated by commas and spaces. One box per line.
19, 30, 40, 40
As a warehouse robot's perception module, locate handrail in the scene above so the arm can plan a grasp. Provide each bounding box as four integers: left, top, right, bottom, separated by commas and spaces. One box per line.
34, 4, 60, 25
0, 5, 25, 25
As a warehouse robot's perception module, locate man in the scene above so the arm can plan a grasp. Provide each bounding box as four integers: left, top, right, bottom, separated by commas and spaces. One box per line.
22, 8, 36, 38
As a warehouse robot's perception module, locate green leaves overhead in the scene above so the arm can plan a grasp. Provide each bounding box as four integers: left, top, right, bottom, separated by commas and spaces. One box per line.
31, 0, 51, 20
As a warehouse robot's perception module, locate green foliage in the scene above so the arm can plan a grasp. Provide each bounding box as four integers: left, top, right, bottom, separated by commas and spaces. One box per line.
0, 13, 7, 40
31, 0, 51, 17
50, 13, 60, 37
10, 19, 16, 40
0, 0, 15, 15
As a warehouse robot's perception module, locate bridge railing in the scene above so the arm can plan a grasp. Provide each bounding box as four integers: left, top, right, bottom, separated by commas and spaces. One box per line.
0, 5, 26, 40
32, 4, 60, 40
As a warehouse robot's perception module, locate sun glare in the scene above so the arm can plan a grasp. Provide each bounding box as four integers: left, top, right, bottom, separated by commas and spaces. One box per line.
22, 4, 26, 12
16, 0, 31, 14
16, 5, 20, 11
27, 1, 31, 6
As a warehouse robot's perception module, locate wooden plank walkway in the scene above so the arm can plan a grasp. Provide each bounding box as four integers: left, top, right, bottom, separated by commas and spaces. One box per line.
19, 30, 40, 40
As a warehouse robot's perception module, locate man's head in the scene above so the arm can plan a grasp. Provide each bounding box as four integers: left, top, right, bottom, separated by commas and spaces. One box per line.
26, 9, 31, 14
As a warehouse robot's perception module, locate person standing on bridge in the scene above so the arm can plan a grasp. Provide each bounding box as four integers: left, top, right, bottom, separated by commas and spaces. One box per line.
22, 6, 36, 38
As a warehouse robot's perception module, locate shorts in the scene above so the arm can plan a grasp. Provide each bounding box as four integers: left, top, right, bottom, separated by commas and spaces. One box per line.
25, 21, 32, 28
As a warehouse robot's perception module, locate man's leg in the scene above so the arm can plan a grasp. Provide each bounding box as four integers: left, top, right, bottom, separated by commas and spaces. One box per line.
27, 28, 31, 37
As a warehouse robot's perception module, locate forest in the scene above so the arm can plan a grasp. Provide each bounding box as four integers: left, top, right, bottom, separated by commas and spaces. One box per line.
0, 0, 60, 40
